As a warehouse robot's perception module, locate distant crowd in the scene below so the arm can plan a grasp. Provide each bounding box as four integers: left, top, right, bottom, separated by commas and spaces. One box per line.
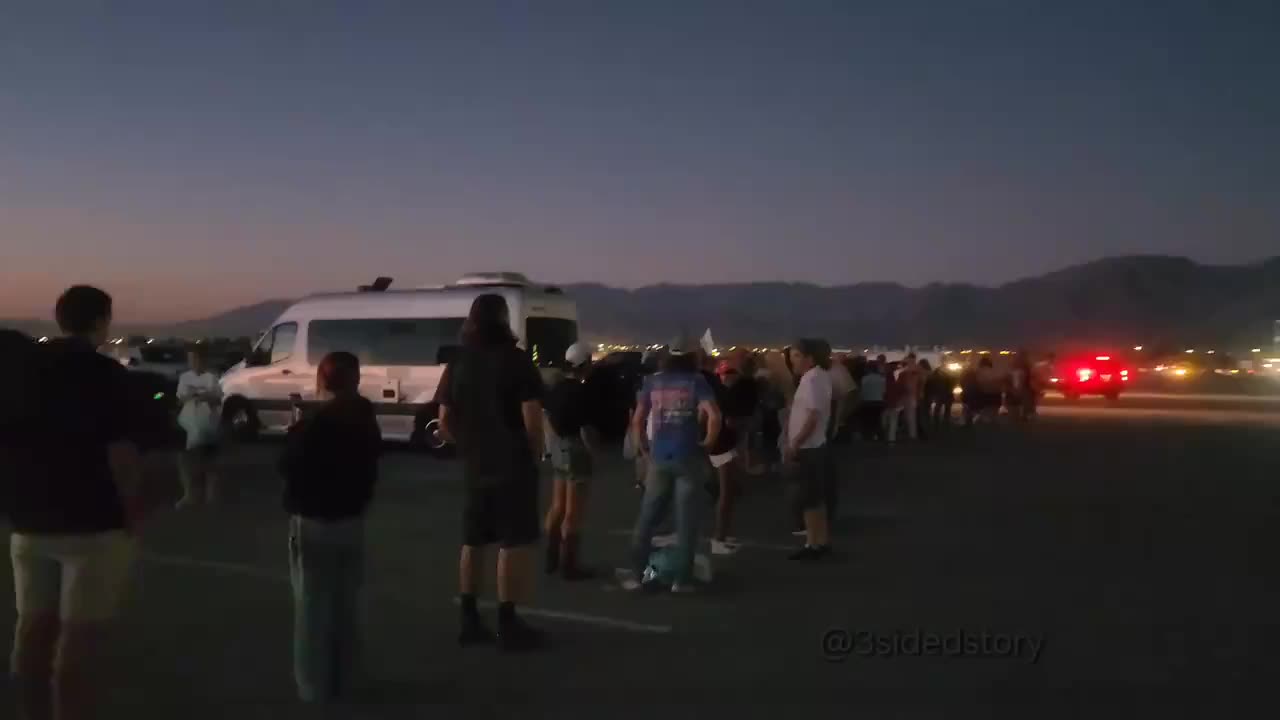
1, 284, 1050, 718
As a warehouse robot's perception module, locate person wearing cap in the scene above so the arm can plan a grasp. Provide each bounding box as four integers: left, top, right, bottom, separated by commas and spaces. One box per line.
622, 335, 722, 593
541, 343, 603, 580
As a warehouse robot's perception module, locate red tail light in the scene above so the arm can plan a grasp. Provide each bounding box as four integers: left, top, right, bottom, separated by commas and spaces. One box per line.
1077, 368, 1094, 381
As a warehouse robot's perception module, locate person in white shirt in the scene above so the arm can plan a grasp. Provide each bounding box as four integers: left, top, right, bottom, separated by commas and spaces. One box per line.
784, 339, 834, 560
176, 346, 223, 507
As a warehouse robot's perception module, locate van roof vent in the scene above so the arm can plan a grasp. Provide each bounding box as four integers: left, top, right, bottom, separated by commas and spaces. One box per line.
358, 277, 394, 292
453, 272, 532, 287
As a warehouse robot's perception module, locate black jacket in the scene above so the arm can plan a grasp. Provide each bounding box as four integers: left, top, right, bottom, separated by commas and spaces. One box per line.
280, 395, 382, 522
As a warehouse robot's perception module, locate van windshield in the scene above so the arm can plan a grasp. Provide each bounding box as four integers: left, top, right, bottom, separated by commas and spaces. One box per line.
308, 318, 465, 366
526, 317, 578, 367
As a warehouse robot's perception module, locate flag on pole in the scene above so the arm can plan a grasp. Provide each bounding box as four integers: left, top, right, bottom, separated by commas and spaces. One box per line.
700, 329, 715, 355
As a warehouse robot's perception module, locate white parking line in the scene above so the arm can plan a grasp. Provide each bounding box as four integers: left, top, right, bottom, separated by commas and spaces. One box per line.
143, 551, 672, 634
605, 529, 794, 552
144, 551, 288, 582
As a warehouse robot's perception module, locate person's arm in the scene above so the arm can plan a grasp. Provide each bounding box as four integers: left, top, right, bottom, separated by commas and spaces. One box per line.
631, 388, 651, 456
521, 399, 544, 457
518, 353, 546, 456
433, 363, 455, 444
699, 399, 722, 450
176, 373, 197, 404
203, 376, 224, 404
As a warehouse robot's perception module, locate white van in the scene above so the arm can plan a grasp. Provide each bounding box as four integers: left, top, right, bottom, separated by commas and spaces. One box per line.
218, 272, 578, 451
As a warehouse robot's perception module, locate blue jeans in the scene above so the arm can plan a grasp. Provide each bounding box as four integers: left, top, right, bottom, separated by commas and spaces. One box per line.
288, 515, 364, 703
630, 456, 706, 584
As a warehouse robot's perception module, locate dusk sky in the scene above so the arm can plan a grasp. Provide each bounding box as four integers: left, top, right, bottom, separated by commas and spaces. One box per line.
2, 1, 1277, 323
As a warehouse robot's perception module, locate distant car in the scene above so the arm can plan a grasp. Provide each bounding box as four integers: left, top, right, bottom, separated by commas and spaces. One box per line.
1050, 353, 1130, 401
105, 344, 189, 382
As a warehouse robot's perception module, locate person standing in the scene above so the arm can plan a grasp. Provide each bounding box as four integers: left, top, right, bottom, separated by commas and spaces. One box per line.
925, 361, 954, 428
175, 346, 223, 508
785, 339, 834, 560
914, 358, 933, 440
708, 361, 752, 556
435, 295, 547, 650
279, 352, 381, 704
7, 286, 146, 720
857, 360, 887, 441
542, 343, 603, 581
621, 336, 721, 593
896, 353, 923, 441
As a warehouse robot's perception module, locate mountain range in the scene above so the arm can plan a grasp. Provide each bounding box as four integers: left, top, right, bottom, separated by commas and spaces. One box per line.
6, 256, 1279, 350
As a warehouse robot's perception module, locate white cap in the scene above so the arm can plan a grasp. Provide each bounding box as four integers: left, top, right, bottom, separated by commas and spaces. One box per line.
565, 342, 591, 368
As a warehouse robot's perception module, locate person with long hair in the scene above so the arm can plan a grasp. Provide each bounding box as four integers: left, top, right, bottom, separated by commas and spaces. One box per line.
435, 294, 547, 650
279, 351, 381, 704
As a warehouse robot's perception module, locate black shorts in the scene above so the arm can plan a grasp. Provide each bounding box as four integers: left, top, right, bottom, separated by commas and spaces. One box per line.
784, 446, 832, 511
462, 470, 541, 549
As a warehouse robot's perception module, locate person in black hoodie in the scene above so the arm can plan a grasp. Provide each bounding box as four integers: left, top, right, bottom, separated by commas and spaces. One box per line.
279, 351, 381, 704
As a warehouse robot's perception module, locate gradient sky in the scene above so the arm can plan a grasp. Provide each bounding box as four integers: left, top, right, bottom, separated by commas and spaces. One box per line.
2, 1, 1278, 323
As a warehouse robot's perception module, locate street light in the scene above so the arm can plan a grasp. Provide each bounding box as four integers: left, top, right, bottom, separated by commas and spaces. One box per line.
1133, 345, 1143, 351
1253, 348, 1263, 353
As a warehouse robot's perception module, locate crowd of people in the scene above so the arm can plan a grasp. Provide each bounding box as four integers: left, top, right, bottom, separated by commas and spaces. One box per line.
0, 284, 1050, 717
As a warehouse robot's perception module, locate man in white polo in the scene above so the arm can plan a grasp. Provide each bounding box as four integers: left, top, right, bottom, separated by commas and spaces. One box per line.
784, 338, 835, 561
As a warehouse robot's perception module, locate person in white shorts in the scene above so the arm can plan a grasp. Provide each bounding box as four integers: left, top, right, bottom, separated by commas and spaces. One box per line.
6, 286, 145, 720
175, 345, 223, 507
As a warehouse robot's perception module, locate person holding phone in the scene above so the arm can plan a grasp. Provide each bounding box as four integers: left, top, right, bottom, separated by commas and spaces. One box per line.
278, 352, 382, 704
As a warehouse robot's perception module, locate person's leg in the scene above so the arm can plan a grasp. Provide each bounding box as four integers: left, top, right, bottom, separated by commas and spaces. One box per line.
10, 534, 61, 720
290, 520, 338, 703
713, 460, 734, 542
629, 461, 673, 578
671, 458, 706, 586
791, 451, 831, 559
495, 467, 544, 650
886, 407, 899, 443
52, 531, 136, 720
459, 487, 497, 645
905, 401, 918, 440
202, 446, 222, 504
176, 450, 201, 508
331, 523, 364, 698
824, 446, 840, 528
543, 476, 567, 575
559, 449, 595, 580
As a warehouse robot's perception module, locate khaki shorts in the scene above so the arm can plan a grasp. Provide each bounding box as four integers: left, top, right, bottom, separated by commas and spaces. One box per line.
10, 531, 136, 622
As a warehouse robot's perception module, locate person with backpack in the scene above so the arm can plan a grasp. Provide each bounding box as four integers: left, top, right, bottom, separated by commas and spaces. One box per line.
542, 343, 604, 581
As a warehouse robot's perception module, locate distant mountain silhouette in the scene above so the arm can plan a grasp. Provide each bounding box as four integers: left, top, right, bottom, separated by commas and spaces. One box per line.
5, 256, 1277, 348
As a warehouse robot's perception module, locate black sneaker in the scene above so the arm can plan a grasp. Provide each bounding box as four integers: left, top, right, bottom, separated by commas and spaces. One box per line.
498, 615, 547, 653
789, 545, 832, 561
458, 618, 496, 647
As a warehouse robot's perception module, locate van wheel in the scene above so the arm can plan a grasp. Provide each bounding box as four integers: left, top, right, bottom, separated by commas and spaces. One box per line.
222, 396, 259, 442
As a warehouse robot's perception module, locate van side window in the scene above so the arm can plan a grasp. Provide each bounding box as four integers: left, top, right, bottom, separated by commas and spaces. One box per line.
307, 318, 465, 366
268, 323, 297, 364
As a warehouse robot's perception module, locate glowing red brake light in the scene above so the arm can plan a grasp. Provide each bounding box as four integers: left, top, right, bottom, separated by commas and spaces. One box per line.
1077, 368, 1094, 381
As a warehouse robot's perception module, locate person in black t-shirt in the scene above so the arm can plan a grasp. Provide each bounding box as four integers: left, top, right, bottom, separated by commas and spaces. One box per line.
279, 351, 382, 703
541, 343, 603, 581
435, 294, 547, 652
7, 286, 145, 720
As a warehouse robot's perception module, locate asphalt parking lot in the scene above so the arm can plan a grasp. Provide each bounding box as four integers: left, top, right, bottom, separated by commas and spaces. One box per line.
3, 404, 1279, 717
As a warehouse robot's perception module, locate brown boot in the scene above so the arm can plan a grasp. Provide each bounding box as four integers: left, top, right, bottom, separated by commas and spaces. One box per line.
561, 534, 596, 581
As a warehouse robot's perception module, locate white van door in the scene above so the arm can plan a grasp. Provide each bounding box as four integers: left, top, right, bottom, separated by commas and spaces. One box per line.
244, 322, 311, 427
